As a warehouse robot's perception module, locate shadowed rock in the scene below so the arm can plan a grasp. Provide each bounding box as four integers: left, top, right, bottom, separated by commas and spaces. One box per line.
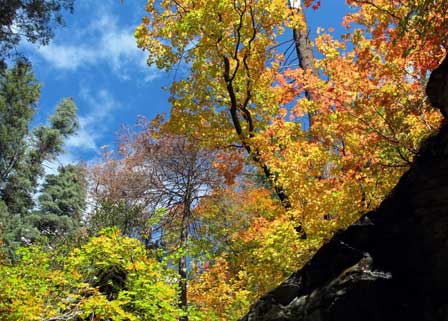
427, 56, 448, 118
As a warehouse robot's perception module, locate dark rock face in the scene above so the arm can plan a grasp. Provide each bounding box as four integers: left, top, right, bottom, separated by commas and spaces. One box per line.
427, 56, 448, 118
240, 106, 448, 320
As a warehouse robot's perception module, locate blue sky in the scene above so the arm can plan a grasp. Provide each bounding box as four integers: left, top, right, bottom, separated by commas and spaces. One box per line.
23, 0, 351, 170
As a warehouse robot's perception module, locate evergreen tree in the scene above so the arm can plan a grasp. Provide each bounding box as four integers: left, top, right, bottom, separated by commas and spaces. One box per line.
0, 0, 74, 69
0, 62, 39, 186
1, 97, 79, 215
0, 63, 80, 254
34, 164, 87, 238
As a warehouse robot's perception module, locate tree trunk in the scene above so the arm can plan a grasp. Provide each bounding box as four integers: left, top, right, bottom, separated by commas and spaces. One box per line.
292, 5, 318, 127
178, 223, 188, 321
179, 171, 193, 321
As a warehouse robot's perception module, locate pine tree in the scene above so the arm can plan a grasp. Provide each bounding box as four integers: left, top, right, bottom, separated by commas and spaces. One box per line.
1, 97, 79, 215
39, 165, 86, 218
0, 62, 40, 186
0, 63, 80, 254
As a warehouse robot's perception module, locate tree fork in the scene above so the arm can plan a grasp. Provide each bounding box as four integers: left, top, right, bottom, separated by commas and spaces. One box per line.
223, 55, 293, 210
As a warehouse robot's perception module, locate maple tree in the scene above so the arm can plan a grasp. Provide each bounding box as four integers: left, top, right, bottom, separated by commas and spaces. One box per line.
136, 1, 448, 319
188, 183, 307, 321
136, 0, 446, 232
259, 0, 446, 233
135, 0, 294, 207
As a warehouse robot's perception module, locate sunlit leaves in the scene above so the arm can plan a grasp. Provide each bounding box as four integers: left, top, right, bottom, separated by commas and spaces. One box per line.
136, 0, 291, 145
0, 229, 182, 321
134, 1, 448, 320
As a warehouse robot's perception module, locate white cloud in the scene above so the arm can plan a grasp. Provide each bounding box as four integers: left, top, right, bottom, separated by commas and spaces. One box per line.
29, 8, 159, 81
34, 1, 152, 182
66, 126, 97, 151
38, 45, 96, 70
66, 88, 120, 152
43, 152, 78, 177
41, 88, 119, 177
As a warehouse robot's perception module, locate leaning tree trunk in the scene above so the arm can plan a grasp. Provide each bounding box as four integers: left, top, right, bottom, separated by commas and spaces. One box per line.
239, 57, 448, 321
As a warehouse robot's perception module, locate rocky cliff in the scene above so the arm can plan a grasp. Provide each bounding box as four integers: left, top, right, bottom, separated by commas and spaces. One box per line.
240, 59, 448, 321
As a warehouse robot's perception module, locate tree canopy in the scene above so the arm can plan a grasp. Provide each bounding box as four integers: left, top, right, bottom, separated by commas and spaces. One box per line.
1, 1, 448, 321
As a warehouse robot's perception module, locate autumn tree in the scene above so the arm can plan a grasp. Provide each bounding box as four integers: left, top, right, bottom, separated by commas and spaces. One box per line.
136, 0, 294, 208
89, 145, 149, 237
136, 2, 448, 318
141, 135, 219, 321
188, 182, 306, 321
255, 0, 447, 234
90, 124, 221, 320
137, 0, 447, 235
